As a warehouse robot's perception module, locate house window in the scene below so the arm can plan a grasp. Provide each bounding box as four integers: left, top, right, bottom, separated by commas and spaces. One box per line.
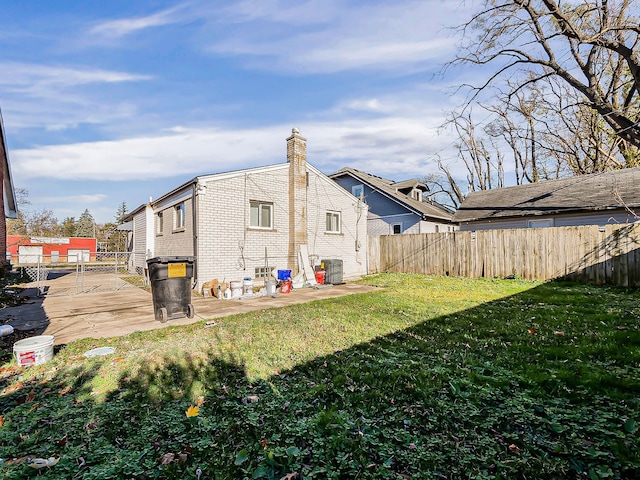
250, 201, 273, 229
528, 219, 553, 228
156, 212, 164, 235
392, 223, 402, 235
352, 184, 364, 199
326, 211, 341, 233
174, 203, 186, 231
254, 266, 271, 279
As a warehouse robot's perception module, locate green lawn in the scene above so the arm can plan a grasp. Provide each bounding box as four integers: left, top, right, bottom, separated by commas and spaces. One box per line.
0, 274, 638, 479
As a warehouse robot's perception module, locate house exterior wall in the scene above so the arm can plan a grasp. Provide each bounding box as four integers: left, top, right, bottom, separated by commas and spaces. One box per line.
332, 174, 453, 236
196, 165, 291, 288
194, 164, 368, 290
305, 166, 368, 282
458, 209, 640, 231
153, 189, 195, 257
368, 213, 419, 236
132, 209, 146, 273
419, 220, 457, 233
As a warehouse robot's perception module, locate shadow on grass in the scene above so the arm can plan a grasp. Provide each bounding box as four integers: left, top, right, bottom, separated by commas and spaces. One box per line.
0, 278, 639, 479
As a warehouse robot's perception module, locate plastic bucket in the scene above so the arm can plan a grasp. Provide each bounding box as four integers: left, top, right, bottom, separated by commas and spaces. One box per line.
265, 279, 276, 295
230, 280, 243, 298
13, 335, 55, 367
277, 269, 292, 281
315, 270, 325, 285
280, 280, 291, 294
243, 278, 254, 295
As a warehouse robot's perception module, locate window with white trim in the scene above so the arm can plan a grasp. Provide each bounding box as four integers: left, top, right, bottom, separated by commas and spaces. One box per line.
174, 203, 186, 230
352, 184, 364, 199
250, 201, 273, 229
156, 212, 164, 235
326, 211, 341, 233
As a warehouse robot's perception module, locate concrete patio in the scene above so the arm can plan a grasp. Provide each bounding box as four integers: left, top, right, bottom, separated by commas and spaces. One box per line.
0, 281, 377, 345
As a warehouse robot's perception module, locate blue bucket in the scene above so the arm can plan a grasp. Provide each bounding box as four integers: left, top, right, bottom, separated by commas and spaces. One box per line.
277, 269, 292, 281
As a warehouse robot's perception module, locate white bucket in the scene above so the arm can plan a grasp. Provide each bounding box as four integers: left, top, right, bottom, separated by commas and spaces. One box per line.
13, 335, 55, 367
243, 278, 254, 295
0, 324, 14, 337
230, 280, 243, 298
265, 279, 276, 295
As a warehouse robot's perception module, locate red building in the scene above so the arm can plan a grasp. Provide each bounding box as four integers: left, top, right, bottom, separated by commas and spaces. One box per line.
7, 236, 97, 264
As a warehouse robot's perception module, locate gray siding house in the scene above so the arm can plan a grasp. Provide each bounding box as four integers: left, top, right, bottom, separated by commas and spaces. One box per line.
123, 129, 369, 291
329, 167, 455, 236
453, 168, 640, 231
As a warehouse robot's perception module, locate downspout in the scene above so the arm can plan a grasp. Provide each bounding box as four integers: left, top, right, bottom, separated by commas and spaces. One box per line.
192, 182, 198, 288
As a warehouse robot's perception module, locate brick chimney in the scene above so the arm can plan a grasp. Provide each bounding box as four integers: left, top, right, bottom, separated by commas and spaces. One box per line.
286, 128, 308, 273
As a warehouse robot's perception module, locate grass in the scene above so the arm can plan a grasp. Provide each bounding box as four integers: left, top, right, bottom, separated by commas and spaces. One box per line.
0, 273, 638, 479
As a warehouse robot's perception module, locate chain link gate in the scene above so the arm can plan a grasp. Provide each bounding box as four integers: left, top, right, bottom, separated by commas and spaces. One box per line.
17, 252, 147, 297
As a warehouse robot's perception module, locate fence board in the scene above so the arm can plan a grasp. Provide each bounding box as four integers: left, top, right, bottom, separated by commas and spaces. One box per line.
369, 224, 640, 287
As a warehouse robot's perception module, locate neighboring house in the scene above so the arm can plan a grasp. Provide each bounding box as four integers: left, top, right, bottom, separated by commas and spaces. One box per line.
7, 236, 97, 264
453, 168, 640, 231
0, 106, 18, 270
122, 129, 369, 290
329, 167, 455, 236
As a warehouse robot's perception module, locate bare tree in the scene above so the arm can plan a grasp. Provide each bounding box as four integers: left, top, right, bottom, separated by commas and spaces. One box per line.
427, 112, 505, 208
453, 0, 640, 149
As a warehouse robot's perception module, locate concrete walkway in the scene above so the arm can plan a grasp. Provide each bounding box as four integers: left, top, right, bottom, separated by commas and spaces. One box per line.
0, 283, 377, 345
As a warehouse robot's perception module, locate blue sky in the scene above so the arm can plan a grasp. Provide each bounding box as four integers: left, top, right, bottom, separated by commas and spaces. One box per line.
1, 0, 471, 224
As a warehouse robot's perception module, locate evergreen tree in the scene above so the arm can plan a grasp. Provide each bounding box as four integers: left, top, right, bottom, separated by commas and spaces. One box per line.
74, 209, 95, 238
60, 217, 76, 237
115, 201, 128, 223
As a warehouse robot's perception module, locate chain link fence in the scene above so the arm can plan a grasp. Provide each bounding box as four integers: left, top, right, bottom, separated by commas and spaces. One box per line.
14, 252, 147, 297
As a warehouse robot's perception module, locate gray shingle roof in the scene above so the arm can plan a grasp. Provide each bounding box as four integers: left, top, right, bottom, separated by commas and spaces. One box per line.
452, 168, 640, 223
329, 167, 454, 222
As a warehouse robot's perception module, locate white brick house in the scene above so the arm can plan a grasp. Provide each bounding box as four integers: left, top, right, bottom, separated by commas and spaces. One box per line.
123, 129, 369, 290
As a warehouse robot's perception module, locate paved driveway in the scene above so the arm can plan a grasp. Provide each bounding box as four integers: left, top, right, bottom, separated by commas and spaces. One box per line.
0, 281, 377, 345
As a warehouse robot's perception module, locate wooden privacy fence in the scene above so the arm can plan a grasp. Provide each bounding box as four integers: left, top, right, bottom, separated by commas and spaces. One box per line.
368, 224, 640, 287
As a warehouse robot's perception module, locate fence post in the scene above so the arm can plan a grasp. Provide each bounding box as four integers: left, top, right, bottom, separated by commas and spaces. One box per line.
36, 255, 42, 297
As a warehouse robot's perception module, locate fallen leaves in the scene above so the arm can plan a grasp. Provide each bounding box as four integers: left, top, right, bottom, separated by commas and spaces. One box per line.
185, 405, 200, 418
158, 446, 196, 466
58, 386, 73, 396
242, 395, 259, 405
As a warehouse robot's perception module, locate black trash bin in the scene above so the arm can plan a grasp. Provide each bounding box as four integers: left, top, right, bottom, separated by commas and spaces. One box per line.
146, 256, 195, 323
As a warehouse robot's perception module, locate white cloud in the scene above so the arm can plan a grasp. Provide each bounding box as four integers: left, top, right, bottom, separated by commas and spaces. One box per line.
205, 0, 461, 73
0, 63, 151, 90
37, 194, 108, 204
89, 4, 189, 38
0, 63, 150, 132
12, 119, 454, 185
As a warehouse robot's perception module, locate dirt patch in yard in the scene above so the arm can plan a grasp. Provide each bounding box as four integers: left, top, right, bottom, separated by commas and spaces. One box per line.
0, 286, 42, 363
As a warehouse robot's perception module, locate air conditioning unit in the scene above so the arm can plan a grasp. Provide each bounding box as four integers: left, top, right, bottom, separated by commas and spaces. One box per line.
321, 259, 343, 285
